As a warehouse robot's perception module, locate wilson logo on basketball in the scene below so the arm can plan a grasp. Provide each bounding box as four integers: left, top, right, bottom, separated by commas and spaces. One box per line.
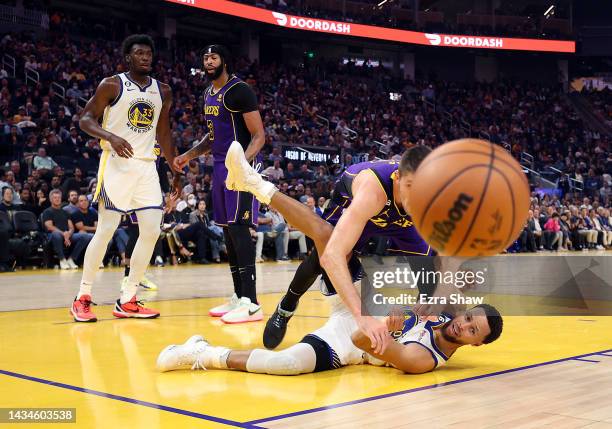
428, 193, 474, 252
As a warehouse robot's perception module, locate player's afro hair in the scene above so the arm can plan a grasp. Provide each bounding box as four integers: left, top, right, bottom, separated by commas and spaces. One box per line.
121, 34, 155, 57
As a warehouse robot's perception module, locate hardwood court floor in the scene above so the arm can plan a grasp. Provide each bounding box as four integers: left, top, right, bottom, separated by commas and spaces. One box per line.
0, 262, 610, 428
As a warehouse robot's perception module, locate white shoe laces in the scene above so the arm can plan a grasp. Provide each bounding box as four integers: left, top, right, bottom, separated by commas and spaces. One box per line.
191, 355, 206, 371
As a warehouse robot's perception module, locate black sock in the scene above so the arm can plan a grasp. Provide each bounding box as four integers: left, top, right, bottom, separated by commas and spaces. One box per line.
228, 225, 258, 304
124, 265, 130, 277
223, 226, 242, 298
280, 249, 323, 312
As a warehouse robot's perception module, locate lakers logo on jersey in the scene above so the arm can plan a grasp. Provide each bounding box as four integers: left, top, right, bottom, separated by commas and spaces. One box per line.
127, 99, 155, 133
242, 211, 251, 220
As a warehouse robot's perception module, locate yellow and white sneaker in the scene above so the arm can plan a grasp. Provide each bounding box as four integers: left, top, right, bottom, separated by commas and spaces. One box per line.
139, 276, 158, 291
209, 293, 240, 317
221, 297, 263, 324
121, 276, 159, 292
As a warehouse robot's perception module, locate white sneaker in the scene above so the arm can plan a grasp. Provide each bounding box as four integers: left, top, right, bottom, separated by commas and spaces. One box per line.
156, 335, 208, 372
59, 259, 70, 270
67, 258, 78, 269
221, 297, 263, 324
225, 141, 277, 204
209, 293, 240, 317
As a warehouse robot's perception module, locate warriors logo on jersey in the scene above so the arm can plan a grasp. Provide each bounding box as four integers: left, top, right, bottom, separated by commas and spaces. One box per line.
127, 99, 156, 133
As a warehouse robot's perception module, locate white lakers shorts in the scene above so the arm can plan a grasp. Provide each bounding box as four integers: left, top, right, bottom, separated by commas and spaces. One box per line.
94, 151, 163, 213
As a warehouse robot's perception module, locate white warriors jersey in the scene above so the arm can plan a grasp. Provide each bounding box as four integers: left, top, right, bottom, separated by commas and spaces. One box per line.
391, 312, 453, 368
100, 73, 163, 161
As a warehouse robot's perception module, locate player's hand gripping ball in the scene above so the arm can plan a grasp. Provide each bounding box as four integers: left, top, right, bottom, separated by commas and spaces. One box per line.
409, 139, 530, 256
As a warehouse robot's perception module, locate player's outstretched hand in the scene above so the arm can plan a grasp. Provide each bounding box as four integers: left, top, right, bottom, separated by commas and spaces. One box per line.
358, 315, 392, 355
109, 135, 134, 158
173, 154, 189, 172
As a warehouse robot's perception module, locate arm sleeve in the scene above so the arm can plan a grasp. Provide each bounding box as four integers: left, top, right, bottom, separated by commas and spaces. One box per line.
224, 83, 258, 113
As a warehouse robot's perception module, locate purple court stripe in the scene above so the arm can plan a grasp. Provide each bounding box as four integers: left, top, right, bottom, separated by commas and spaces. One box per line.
572, 358, 600, 363
597, 353, 612, 357
247, 348, 612, 425
0, 369, 262, 429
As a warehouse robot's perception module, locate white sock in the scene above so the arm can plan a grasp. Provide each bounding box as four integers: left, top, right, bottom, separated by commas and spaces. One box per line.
77, 282, 92, 299
199, 346, 231, 369
120, 283, 138, 304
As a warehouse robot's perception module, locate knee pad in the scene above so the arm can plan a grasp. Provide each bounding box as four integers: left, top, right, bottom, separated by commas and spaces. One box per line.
265, 353, 302, 375
246, 346, 315, 375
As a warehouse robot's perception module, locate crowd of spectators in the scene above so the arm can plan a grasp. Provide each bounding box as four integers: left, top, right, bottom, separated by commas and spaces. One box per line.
517, 193, 612, 252
582, 87, 612, 128
0, 27, 609, 271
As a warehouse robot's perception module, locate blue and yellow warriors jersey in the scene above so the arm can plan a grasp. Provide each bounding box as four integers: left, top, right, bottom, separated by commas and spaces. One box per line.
99, 73, 163, 161
391, 311, 453, 368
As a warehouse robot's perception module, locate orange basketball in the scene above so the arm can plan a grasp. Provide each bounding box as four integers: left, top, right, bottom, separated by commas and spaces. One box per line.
409, 139, 530, 256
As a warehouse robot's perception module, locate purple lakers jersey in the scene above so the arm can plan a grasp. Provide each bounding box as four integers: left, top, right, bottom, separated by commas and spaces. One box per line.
324, 160, 432, 255
204, 76, 250, 162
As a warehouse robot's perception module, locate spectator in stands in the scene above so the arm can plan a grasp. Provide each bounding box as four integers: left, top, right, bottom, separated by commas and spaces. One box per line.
284, 225, 307, 260
35, 189, 50, 216
189, 200, 224, 263
298, 163, 314, 181
519, 216, 536, 252
0, 209, 15, 272
0, 187, 17, 212
262, 159, 284, 181
63, 190, 79, 215
255, 205, 287, 262
580, 207, 598, 249
18, 188, 36, 214
597, 207, 612, 248
558, 213, 572, 251
317, 196, 327, 214
284, 162, 298, 181
41, 189, 91, 269
588, 209, 606, 250
62, 167, 87, 196
71, 195, 97, 237
543, 213, 562, 251
528, 209, 543, 250
33, 147, 58, 178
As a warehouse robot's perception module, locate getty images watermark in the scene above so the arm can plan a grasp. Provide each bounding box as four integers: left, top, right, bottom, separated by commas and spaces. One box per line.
360, 255, 612, 316
369, 266, 487, 306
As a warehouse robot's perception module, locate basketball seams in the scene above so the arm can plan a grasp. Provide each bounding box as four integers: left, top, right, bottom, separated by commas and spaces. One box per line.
419, 150, 526, 183
415, 164, 490, 231
452, 144, 496, 256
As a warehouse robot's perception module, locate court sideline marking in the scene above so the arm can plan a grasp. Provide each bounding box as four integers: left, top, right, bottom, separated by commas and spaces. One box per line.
0, 369, 264, 429
1, 348, 610, 427
246, 348, 612, 425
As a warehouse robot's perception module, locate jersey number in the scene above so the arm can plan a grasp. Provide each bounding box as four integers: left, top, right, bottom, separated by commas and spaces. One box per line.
207, 120, 215, 141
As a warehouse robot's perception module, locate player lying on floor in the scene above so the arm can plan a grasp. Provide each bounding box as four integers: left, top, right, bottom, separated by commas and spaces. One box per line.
156, 299, 502, 375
